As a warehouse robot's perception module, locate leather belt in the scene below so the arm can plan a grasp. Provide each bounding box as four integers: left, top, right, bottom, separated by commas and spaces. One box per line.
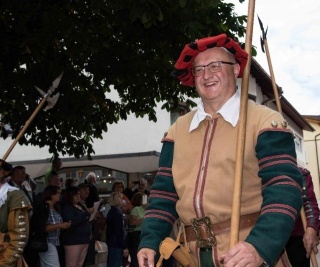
180, 212, 260, 244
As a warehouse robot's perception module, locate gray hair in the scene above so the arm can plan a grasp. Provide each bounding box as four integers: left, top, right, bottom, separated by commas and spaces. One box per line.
86, 172, 96, 181
85, 172, 97, 185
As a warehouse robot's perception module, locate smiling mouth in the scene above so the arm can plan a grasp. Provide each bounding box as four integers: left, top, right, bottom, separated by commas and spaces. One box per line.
204, 81, 218, 87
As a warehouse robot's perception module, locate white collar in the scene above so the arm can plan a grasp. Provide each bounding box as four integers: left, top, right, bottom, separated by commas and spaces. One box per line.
0, 183, 18, 208
217, 89, 240, 127
189, 89, 240, 132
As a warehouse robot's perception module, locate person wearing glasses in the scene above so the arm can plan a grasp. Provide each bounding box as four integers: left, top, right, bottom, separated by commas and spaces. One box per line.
137, 34, 303, 267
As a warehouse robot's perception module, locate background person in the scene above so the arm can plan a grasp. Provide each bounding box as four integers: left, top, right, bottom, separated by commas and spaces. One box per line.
78, 182, 97, 266
106, 192, 129, 267
44, 156, 62, 185
38, 185, 71, 267
137, 34, 302, 267
132, 178, 150, 198
123, 180, 137, 201
285, 167, 320, 266
112, 180, 133, 214
112, 180, 133, 267
0, 159, 32, 266
7, 165, 34, 203
128, 192, 145, 267
60, 186, 92, 267
47, 170, 62, 187
84, 172, 100, 208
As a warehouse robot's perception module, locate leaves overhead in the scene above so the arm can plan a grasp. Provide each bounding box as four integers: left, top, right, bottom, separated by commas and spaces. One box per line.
0, 0, 247, 158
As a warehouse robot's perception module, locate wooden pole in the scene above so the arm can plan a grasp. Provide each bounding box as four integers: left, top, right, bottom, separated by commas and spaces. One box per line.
262, 29, 319, 267
2, 72, 63, 161
2, 97, 48, 160
229, 0, 256, 248
262, 29, 318, 267
262, 39, 282, 113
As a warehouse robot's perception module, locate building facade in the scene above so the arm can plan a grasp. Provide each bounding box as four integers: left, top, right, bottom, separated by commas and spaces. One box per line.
303, 116, 320, 198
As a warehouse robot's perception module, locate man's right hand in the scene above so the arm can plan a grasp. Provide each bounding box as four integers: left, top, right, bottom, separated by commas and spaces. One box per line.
303, 227, 319, 257
138, 248, 156, 267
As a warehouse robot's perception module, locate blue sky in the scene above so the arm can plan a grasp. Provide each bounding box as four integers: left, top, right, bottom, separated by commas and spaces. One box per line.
225, 0, 320, 115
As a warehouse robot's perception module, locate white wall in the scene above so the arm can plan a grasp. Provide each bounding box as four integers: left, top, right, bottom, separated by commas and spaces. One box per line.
91, 102, 171, 156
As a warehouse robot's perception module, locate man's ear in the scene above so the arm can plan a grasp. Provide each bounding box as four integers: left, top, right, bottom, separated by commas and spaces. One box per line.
233, 63, 241, 78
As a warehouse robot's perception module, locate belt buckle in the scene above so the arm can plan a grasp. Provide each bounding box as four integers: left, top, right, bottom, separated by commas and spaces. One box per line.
191, 216, 216, 248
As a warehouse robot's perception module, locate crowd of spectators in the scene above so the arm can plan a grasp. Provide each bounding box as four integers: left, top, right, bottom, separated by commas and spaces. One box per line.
0, 156, 151, 267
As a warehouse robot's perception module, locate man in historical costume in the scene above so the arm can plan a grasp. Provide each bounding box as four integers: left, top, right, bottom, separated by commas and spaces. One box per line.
137, 34, 302, 267
0, 160, 32, 267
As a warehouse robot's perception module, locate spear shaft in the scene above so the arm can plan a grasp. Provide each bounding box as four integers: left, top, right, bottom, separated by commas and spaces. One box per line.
259, 18, 318, 267
262, 39, 282, 113
2, 97, 48, 160
230, 0, 256, 247
2, 73, 63, 161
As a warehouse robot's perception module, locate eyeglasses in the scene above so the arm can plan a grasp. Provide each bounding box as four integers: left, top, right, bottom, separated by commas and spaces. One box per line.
191, 61, 237, 77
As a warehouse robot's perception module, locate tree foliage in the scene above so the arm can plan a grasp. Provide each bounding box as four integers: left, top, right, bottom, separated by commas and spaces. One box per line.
0, 0, 247, 158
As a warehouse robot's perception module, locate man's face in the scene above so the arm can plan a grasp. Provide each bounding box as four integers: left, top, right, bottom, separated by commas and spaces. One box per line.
138, 183, 146, 192
53, 160, 62, 170
79, 187, 89, 200
50, 175, 61, 187
88, 176, 96, 184
193, 47, 240, 113
11, 168, 26, 186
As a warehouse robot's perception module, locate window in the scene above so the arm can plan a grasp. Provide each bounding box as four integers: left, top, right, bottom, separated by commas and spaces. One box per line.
294, 134, 302, 153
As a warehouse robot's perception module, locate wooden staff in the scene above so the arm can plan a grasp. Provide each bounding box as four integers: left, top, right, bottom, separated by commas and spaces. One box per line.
258, 17, 318, 267
230, 0, 256, 247
2, 97, 48, 160
258, 19, 282, 113
2, 73, 63, 160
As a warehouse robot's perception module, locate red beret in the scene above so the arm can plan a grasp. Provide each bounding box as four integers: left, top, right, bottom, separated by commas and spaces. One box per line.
171, 34, 248, 87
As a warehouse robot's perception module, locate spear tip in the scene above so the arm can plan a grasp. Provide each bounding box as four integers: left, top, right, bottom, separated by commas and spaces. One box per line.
52, 72, 64, 89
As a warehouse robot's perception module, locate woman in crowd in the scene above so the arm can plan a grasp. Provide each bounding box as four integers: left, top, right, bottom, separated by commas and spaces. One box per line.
38, 185, 71, 267
106, 192, 129, 267
112, 180, 132, 267
60, 186, 92, 267
128, 192, 145, 267
112, 180, 133, 214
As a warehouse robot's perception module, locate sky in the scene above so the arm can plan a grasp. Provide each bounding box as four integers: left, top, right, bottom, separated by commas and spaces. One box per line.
225, 0, 320, 115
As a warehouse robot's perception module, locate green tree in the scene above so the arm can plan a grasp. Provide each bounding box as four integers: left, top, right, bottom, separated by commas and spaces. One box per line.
0, 0, 247, 158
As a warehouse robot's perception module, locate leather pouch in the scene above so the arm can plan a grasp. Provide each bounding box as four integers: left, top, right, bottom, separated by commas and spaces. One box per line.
156, 222, 197, 267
